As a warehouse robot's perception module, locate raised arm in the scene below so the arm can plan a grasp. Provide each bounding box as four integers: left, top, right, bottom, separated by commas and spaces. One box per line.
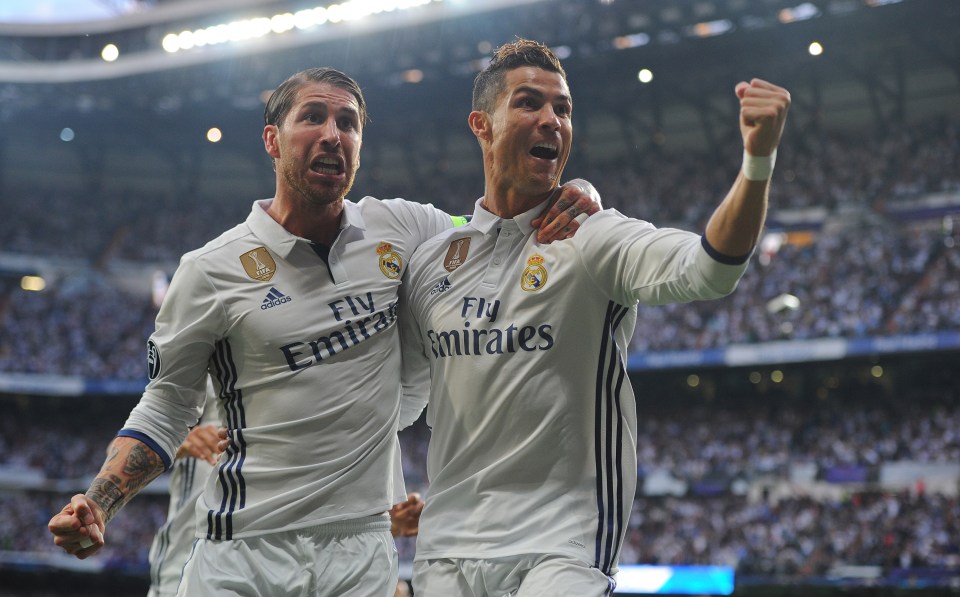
47, 437, 166, 558
704, 78, 790, 257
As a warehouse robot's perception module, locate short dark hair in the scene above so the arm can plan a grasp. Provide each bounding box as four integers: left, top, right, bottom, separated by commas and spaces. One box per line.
472, 38, 567, 113
264, 67, 368, 128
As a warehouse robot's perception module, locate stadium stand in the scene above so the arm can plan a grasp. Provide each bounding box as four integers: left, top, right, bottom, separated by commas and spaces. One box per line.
1, 0, 958, 594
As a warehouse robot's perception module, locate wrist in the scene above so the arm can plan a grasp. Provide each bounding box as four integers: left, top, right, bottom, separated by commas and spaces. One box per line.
742, 149, 777, 181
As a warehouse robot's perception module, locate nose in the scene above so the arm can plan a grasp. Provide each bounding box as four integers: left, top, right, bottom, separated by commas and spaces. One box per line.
538, 105, 561, 131
319, 119, 341, 148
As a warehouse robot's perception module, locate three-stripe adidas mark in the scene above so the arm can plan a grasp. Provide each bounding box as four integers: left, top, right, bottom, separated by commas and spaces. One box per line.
260, 287, 293, 310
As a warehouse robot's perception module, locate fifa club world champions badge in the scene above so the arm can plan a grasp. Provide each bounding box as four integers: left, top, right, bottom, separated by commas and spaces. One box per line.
241, 247, 277, 282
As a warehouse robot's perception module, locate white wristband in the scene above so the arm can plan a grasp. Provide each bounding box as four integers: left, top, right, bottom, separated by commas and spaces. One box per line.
742, 149, 777, 181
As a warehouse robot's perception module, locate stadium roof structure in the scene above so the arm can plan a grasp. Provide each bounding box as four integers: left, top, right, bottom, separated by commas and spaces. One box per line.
0, 0, 957, 200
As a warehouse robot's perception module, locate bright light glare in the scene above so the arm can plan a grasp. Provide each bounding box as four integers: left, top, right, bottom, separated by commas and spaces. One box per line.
871, 365, 884, 378
613, 33, 650, 49
779, 2, 821, 23
402, 69, 424, 83
687, 374, 700, 388
771, 370, 784, 383
178, 30, 195, 50
690, 19, 733, 38
162, 33, 180, 53
60, 127, 75, 142
207, 127, 223, 143
101, 43, 119, 62
21, 276, 46, 291
808, 41, 824, 56
162, 0, 439, 52
271, 13, 295, 33
637, 69, 653, 83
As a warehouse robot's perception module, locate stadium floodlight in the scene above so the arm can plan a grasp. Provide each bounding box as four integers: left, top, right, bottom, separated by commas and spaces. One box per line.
687, 18, 734, 38
101, 43, 119, 62
21, 275, 46, 292
613, 32, 651, 50
271, 13, 296, 34
161, 0, 440, 53
778, 2, 821, 24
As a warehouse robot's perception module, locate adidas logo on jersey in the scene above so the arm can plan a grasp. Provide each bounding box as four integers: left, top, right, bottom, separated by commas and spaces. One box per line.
430, 277, 452, 295
261, 287, 293, 310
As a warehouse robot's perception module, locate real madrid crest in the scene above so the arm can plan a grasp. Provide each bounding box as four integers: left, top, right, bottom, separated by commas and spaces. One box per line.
377, 242, 403, 279
241, 246, 277, 282
520, 254, 548, 292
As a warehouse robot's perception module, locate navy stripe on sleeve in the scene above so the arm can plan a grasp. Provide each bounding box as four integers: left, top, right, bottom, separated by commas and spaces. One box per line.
700, 235, 752, 266
117, 429, 173, 470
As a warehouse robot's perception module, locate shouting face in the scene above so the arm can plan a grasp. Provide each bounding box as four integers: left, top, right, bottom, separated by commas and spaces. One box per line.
265, 81, 362, 208
481, 66, 573, 198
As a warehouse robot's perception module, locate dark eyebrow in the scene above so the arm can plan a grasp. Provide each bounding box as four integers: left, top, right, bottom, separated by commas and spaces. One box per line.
513, 85, 572, 107
299, 101, 360, 120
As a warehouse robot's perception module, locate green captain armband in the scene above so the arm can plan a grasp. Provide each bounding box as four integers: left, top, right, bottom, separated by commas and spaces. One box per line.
451, 215, 470, 227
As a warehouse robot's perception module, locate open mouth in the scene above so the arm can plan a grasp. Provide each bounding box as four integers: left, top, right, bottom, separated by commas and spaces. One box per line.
529, 143, 559, 160
311, 156, 344, 175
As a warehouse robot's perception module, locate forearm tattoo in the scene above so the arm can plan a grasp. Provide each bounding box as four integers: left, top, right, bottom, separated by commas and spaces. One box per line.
86, 443, 164, 524
86, 476, 125, 524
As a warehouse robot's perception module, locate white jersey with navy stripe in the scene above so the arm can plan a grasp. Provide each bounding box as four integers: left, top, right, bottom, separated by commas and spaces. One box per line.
399, 199, 749, 573
148, 388, 217, 597
121, 197, 452, 539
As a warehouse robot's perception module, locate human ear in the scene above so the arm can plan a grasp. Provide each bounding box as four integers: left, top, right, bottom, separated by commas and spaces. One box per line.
468, 111, 492, 143
263, 125, 281, 158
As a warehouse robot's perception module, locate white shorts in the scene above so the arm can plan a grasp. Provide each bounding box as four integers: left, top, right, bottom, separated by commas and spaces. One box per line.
177, 515, 398, 596
412, 554, 615, 597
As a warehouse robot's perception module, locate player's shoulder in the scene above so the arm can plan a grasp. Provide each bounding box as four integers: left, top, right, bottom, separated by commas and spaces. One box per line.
574, 208, 656, 242
355, 195, 445, 219
582, 208, 633, 227
412, 223, 473, 260
179, 221, 258, 267
402, 227, 473, 290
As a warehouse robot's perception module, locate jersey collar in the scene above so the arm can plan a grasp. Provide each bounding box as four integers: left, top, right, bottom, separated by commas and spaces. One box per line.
247, 198, 366, 258
470, 197, 550, 236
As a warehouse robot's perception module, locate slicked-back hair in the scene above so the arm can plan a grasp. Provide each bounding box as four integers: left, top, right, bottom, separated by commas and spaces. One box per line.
264, 67, 368, 129
472, 38, 567, 114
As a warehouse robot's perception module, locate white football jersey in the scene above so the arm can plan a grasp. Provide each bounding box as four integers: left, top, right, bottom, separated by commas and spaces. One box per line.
148, 386, 218, 597
122, 197, 453, 539
400, 199, 749, 574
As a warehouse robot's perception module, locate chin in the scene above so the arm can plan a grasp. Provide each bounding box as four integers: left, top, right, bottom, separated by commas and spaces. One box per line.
524, 175, 559, 195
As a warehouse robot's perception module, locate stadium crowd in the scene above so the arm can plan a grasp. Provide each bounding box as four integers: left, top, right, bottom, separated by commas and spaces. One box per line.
2, 218, 956, 381
1, 391, 958, 580
1, 117, 958, 379
1, 113, 957, 586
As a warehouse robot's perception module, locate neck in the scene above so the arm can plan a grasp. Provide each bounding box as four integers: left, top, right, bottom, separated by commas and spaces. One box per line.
267, 191, 344, 246
480, 176, 555, 219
